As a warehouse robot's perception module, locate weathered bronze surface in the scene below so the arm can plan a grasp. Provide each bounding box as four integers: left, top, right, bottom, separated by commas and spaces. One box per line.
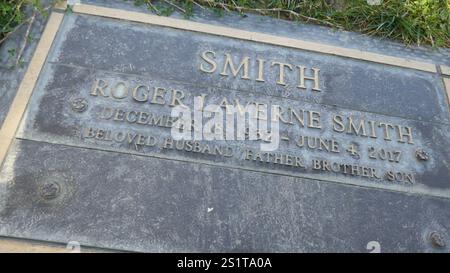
0, 0, 449, 252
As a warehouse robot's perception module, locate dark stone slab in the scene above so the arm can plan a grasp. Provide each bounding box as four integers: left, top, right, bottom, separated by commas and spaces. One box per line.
1, 139, 449, 252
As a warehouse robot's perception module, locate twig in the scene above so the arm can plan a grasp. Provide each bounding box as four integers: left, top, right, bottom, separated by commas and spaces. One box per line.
16, 8, 36, 66
246, 7, 338, 27
0, 18, 30, 45
163, 0, 186, 13
147, 1, 161, 15
191, 1, 205, 10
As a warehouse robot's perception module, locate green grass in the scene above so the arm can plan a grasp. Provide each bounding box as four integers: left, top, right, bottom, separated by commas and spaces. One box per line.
134, 0, 450, 48
1, 0, 27, 43
1, 0, 53, 67
0, 0, 49, 44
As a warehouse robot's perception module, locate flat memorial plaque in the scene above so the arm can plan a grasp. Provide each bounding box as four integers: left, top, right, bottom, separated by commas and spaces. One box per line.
0, 2, 450, 252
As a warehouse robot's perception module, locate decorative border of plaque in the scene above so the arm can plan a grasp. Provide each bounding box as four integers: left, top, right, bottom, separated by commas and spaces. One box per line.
441, 66, 450, 76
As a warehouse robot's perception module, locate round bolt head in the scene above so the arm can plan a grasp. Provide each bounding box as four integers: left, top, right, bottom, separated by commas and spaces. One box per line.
71, 97, 88, 113
39, 182, 60, 200
430, 231, 446, 248
415, 149, 429, 161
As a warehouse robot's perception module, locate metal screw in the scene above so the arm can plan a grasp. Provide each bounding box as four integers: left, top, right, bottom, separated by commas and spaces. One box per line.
39, 181, 60, 200
70, 97, 88, 113
429, 231, 446, 248
415, 149, 429, 161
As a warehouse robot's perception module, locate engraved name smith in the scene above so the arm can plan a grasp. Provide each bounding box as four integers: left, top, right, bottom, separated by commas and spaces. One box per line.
199, 50, 321, 91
